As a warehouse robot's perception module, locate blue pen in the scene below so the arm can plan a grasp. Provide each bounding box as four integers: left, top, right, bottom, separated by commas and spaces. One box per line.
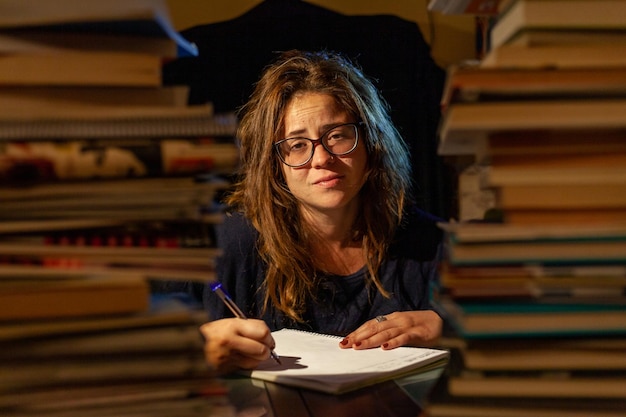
210, 282, 281, 365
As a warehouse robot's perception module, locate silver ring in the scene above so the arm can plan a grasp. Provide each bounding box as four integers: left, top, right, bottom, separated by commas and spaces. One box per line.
375, 315, 387, 323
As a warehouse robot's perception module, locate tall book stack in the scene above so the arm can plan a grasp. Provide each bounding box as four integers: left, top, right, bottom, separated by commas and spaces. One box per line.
427, 1, 626, 416
0, 1, 238, 415
0, 0, 239, 293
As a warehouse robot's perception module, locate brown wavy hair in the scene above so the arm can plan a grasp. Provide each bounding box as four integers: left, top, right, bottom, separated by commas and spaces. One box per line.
226, 50, 413, 322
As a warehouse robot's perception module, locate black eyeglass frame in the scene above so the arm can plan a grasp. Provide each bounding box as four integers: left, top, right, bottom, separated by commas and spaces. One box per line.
273, 122, 364, 168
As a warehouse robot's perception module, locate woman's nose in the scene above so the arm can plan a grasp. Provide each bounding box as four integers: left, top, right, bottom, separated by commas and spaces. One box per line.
310, 142, 334, 167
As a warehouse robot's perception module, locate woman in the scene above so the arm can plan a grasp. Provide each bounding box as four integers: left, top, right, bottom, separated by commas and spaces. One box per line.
200, 50, 443, 373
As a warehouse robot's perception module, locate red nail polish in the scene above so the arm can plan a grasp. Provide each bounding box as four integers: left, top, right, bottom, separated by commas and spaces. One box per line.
355, 341, 362, 347
383, 343, 389, 349
340, 338, 348, 345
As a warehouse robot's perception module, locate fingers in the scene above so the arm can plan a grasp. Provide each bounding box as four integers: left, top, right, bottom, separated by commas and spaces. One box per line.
200, 318, 276, 374
340, 312, 402, 350
339, 310, 443, 350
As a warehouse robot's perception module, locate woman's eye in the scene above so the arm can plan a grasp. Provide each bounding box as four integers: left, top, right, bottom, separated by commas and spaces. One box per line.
290, 141, 309, 152
328, 133, 347, 143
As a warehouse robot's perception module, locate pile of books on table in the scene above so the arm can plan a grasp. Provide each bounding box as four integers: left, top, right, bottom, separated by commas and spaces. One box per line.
1, 295, 236, 417
426, 1, 626, 416
0, 1, 239, 415
0, 0, 239, 290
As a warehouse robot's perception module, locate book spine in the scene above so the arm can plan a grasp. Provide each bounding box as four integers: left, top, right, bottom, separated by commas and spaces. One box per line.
0, 138, 238, 184
0, 113, 237, 140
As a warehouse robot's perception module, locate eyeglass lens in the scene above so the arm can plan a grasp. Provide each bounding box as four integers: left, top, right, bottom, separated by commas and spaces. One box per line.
276, 123, 358, 167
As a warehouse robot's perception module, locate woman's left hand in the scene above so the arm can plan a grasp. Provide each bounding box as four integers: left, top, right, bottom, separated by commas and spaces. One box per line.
339, 310, 442, 350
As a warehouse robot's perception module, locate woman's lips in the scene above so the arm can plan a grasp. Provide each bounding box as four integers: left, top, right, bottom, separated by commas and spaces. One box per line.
314, 174, 342, 187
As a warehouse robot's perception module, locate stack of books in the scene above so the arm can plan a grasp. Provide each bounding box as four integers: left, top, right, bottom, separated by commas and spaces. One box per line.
0, 0, 239, 186
1, 296, 236, 416
485, 0, 626, 63
0, 0, 238, 279
427, 0, 626, 416
0, 1, 238, 415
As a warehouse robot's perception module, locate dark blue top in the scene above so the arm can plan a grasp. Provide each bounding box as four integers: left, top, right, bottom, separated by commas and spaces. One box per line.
203, 207, 443, 336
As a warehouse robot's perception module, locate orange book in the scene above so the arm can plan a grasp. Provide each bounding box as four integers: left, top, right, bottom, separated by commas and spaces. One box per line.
503, 208, 626, 226
487, 152, 626, 186
487, 129, 626, 158
0, 275, 149, 321
498, 183, 626, 209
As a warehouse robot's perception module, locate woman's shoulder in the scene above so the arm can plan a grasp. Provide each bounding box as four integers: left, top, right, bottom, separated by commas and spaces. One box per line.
390, 206, 443, 261
215, 211, 258, 252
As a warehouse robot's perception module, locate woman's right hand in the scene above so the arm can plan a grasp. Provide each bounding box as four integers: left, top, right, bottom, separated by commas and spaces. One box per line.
199, 318, 276, 374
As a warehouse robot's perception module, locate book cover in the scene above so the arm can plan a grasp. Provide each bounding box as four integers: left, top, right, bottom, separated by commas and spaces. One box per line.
437, 297, 626, 338
502, 208, 626, 225
0, 86, 190, 117
440, 221, 626, 243
486, 129, 626, 158
0, 52, 163, 87
1, 322, 206, 359
454, 337, 626, 371
0, 274, 150, 321
439, 263, 626, 301
442, 66, 626, 107
0, 28, 188, 58
490, 0, 626, 49
0, 378, 230, 415
2, 353, 211, 391
0, 108, 237, 140
0, 297, 206, 342
480, 44, 626, 69
426, 368, 626, 416
0, 241, 220, 268
427, 399, 626, 417
448, 370, 626, 399
446, 236, 626, 266
504, 27, 626, 48
0, 176, 227, 201
498, 183, 626, 209
438, 99, 626, 156
0, 0, 197, 57
487, 152, 626, 186
0, 176, 228, 226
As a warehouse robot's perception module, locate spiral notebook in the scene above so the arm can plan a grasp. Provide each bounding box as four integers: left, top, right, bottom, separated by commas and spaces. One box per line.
246, 328, 449, 394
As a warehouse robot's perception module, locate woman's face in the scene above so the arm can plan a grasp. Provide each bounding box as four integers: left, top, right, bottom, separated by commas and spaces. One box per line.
279, 92, 368, 218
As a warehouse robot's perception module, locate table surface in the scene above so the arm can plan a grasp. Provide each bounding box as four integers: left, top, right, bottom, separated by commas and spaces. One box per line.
222, 364, 445, 417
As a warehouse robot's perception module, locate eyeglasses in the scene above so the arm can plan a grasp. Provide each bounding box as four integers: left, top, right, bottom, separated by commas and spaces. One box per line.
274, 122, 362, 167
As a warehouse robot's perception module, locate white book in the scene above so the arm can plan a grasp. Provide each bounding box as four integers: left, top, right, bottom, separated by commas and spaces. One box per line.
247, 328, 449, 395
